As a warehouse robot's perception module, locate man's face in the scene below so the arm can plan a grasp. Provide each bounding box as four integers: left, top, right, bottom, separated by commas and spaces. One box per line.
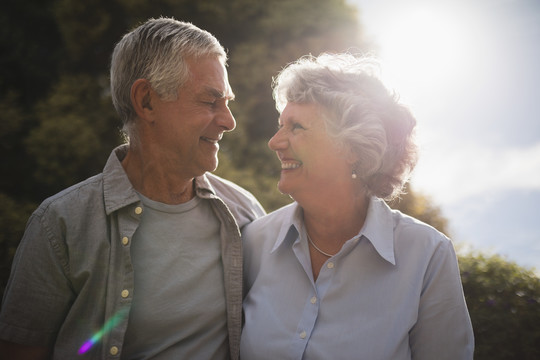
150, 56, 236, 178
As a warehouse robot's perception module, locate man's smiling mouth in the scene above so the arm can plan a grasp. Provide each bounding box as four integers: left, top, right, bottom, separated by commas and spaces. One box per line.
201, 135, 222, 144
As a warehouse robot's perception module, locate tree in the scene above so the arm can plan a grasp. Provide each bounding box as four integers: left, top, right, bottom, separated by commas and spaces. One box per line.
0, 194, 36, 296
25, 74, 121, 194
460, 252, 540, 359
387, 183, 449, 234
0, 0, 365, 298
2, 2, 539, 359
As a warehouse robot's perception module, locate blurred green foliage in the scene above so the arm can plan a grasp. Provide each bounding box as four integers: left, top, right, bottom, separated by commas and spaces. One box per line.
0, 0, 539, 358
387, 183, 449, 234
460, 252, 540, 359
0, 0, 364, 303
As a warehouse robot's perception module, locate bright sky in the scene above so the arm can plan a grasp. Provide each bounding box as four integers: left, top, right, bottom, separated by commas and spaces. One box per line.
348, 0, 540, 272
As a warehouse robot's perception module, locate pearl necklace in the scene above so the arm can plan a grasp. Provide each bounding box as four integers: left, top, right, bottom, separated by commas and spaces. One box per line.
306, 232, 335, 257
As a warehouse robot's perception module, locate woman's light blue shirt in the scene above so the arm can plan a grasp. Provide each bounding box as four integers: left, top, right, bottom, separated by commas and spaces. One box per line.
241, 197, 474, 360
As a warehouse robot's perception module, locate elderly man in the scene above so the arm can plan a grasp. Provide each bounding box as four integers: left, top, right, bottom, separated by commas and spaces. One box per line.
0, 17, 265, 359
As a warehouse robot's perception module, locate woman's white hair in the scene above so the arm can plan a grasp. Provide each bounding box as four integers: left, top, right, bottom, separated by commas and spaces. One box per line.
110, 17, 227, 142
272, 53, 418, 200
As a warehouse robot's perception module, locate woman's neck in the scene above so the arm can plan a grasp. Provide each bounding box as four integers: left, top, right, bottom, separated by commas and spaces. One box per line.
302, 193, 369, 247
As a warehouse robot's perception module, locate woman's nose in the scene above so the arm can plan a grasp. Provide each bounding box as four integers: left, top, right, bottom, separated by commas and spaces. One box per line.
268, 128, 287, 151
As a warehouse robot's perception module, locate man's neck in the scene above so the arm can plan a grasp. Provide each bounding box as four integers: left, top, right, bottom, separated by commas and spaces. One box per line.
121, 147, 196, 205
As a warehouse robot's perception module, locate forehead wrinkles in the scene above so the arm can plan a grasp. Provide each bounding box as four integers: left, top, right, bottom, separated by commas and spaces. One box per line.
279, 103, 321, 126
187, 61, 234, 100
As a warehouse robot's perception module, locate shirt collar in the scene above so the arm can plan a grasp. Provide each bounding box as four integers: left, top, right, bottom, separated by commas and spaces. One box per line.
102, 145, 220, 214
270, 203, 303, 253
361, 197, 396, 265
270, 198, 396, 265
103, 145, 140, 215
194, 173, 217, 198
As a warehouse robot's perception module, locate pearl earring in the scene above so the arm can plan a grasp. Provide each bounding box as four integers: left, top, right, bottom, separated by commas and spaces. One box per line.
351, 170, 357, 179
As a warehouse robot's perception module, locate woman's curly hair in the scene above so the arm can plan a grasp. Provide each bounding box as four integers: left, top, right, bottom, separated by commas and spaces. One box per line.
272, 53, 418, 200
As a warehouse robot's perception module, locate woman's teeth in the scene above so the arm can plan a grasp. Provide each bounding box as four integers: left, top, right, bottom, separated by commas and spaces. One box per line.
281, 161, 301, 169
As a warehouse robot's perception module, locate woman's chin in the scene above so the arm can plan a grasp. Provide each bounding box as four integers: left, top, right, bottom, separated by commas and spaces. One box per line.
278, 181, 301, 201
277, 181, 291, 196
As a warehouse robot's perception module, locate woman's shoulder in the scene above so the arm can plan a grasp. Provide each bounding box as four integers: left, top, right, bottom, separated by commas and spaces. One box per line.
395, 209, 448, 238
241, 202, 299, 257
243, 202, 297, 233
370, 197, 448, 243
388, 207, 454, 258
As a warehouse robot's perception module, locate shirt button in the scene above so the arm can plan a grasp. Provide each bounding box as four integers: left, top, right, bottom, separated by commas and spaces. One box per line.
121, 289, 129, 298
310, 296, 317, 304
327, 262, 335, 269
122, 237, 129, 245
134, 206, 143, 215
110, 346, 119, 355
300, 331, 307, 339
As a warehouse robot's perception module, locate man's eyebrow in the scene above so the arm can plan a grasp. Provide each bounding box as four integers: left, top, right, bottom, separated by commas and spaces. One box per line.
204, 86, 235, 101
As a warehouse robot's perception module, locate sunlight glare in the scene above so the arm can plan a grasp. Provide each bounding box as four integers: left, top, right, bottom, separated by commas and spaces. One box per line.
377, 7, 468, 103
367, 5, 475, 202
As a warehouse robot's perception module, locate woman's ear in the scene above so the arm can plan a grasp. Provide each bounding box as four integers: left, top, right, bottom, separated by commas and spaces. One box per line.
344, 144, 359, 165
131, 79, 154, 121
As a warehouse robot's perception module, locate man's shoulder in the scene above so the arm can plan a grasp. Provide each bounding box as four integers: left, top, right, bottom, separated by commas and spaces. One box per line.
204, 173, 266, 225
205, 173, 262, 208
205, 173, 254, 197
35, 173, 105, 218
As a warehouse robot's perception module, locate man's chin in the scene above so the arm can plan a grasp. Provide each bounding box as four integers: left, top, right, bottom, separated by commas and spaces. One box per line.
204, 158, 219, 174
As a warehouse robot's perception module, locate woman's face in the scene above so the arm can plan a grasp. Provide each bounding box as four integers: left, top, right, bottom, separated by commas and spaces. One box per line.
268, 102, 355, 202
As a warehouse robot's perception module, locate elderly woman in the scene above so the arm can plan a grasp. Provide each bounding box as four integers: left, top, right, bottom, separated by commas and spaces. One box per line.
240, 54, 474, 359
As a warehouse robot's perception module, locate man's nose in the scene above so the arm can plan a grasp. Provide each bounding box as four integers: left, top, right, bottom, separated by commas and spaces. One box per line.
218, 105, 236, 131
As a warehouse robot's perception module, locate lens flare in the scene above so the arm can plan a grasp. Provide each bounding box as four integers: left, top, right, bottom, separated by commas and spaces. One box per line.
78, 308, 128, 355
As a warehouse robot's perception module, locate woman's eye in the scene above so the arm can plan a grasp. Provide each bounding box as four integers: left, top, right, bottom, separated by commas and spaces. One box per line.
292, 123, 305, 130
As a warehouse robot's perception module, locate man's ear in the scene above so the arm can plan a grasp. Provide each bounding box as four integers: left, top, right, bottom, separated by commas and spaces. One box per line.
131, 79, 155, 121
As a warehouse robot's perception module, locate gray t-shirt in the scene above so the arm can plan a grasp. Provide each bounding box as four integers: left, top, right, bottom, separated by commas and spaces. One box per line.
121, 193, 227, 359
